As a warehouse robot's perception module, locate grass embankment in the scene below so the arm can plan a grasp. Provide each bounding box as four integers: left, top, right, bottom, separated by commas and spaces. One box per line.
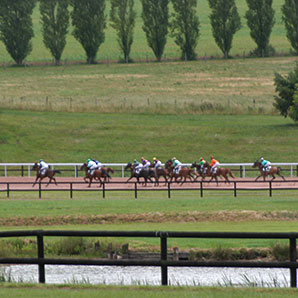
0, 0, 292, 63
0, 57, 297, 114
0, 284, 297, 298
0, 110, 297, 162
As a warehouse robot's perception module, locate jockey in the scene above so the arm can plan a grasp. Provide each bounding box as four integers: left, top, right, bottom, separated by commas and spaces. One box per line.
39, 159, 49, 175
172, 157, 182, 174
141, 157, 151, 170
87, 158, 97, 175
153, 157, 162, 169
260, 157, 271, 172
134, 159, 143, 174
198, 157, 207, 174
92, 158, 102, 170
210, 156, 219, 174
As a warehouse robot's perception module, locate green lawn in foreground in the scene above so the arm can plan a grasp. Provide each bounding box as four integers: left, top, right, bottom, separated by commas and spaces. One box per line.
0, 193, 297, 218
0, 285, 297, 298
0, 110, 297, 163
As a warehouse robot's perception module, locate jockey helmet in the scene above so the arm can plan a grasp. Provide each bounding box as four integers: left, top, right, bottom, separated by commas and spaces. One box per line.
172, 157, 176, 160
200, 157, 203, 161
87, 158, 91, 162
260, 157, 264, 161
40, 159, 43, 162
153, 157, 157, 161
134, 159, 137, 163
211, 156, 214, 159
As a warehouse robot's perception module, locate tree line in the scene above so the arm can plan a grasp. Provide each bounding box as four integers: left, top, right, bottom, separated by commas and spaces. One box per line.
0, 0, 298, 66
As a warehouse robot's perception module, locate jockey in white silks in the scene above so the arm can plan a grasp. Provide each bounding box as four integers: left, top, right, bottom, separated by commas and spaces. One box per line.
141, 157, 151, 170
260, 157, 271, 172
87, 158, 97, 175
92, 159, 102, 170
172, 157, 182, 174
153, 157, 162, 169
134, 160, 143, 174
39, 159, 49, 175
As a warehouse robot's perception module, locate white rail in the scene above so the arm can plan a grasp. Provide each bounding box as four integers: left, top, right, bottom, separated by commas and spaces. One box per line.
0, 163, 297, 178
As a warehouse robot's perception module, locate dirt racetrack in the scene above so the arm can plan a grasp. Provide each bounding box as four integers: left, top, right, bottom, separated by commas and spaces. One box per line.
1, 176, 298, 192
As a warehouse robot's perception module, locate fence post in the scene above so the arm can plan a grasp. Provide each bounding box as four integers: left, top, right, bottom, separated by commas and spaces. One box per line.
37, 233, 45, 283
39, 182, 42, 199
75, 166, 78, 178
234, 182, 237, 197
160, 232, 168, 286
297, 165, 298, 178
6, 183, 9, 198
167, 182, 171, 199
21, 165, 24, 177
200, 181, 203, 198
269, 181, 272, 197
103, 182, 105, 199
134, 182, 137, 199
240, 166, 243, 178
70, 183, 73, 199
289, 237, 297, 288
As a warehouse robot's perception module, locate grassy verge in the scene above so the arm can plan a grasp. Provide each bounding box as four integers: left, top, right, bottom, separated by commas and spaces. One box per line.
0, 284, 297, 298
1, 110, 297, 163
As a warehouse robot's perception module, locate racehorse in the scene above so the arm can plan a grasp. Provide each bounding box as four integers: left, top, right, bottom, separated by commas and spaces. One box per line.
165, 160, 196, 184
32, 163, 61, 187
252, 160, 285, 181
205, 162, 235, 185
149, 164, 169, 185
125, 162, 158, 186
191, 161, 235, 184
80, 163, 113, 187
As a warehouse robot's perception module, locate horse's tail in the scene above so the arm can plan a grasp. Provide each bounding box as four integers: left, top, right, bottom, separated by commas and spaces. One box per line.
228, 169, 235, 178
55, 170, 61, 174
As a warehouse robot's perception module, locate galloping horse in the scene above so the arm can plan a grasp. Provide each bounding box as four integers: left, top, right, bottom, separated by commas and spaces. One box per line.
149, 164, 169, 185
80, 163, 113, 187
191, 161, 235, 184
165, 160, 196, 184
252, 160, 285, 181
125, 162, 158, 186
32, 163, 61, 187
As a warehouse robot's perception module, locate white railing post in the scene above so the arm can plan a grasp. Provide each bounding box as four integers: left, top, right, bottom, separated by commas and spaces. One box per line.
4, 166, 7, 177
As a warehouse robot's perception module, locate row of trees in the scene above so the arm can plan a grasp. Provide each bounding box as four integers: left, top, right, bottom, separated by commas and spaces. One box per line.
0, 0, 298, 65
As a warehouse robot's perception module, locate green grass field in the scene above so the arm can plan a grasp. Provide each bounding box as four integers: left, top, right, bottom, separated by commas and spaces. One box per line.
0, 284, 297, 298
0, 0, 293, 63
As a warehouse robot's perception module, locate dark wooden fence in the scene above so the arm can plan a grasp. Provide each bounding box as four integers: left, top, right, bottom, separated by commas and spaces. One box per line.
0, 230, 297, 287
0, 180, 298, 199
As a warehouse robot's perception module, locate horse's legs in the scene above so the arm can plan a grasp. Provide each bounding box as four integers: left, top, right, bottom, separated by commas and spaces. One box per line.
88, 177, 93, 187
271, 174, 276, 181
32, 176, 40, 187
255, 175, 261, 182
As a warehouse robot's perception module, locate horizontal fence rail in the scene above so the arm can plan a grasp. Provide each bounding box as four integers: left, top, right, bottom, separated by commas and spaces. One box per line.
1, 180, 298, 199
1, 163, 298, 178
0, 230, 297, 287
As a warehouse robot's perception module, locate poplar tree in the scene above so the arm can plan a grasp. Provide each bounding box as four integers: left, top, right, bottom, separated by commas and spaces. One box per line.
170, 0, 200, 61
70, 0, 106, 64
245, 0, 275, 57
110, 0, 136, 62
40, 0, 70, 65
141, 0, 169, 62
208, 0, 241, 58
282, 0, 298, 55
0, 0, 36, 65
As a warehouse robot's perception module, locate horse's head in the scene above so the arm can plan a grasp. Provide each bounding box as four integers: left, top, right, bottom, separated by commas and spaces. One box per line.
107, 168, 115, 174
191, 162, 197, 168
32, 163, 40, 171
165, 160, 173, 170
125, 162, 132, 170
80, 163, 87, 170
252, 160, 261, 168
